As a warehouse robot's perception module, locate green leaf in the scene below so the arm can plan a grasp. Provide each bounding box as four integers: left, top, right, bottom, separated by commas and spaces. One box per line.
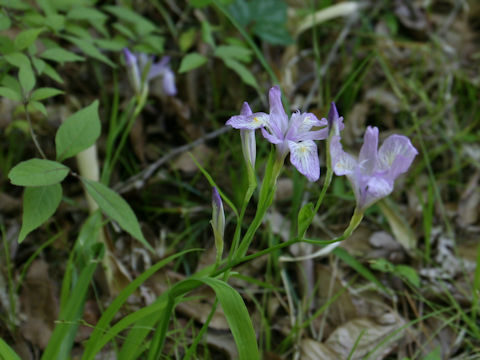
223, 58, 257, 88
0, 0, 29, 10
0, 338, 21, 360
0, 86, 21, 101
8, 159, 70, 187
31, 56, 46, 74
0, 12, 12, 31
14, 28, 44, 51
297, 202, 314, 238
103, 5, 156, 36
19, 61, 36, 94
40, 47, 85, 63
199, 278, 260, 360
28, 101, 47, 116
252, 22, 293, 45
31, 87, 64, 101
80, 178, 152, 251
65, 36, 115, 67
179, 28, 197, 52
43, 62, 64, 83
55, 100, 101, 162
179, 53, 207, 73
44, 14, 65, 32
140, 34, 165, 54
66, 7, 108, 22
94, 36, 128, 51
18, 184, 62, 242
214, 45, 252, 62
4, 52, 30, 68
395, 265, 420, 288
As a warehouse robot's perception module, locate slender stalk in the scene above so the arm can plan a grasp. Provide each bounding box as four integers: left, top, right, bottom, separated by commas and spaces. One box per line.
24, 104, 46, 159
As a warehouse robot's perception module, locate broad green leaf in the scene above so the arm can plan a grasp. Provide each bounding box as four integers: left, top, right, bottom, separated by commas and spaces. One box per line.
253, 22, 293, 45
140, 34, 165, 54
0, 86, 21, 101
27, 101, 47, 116
179, 28, 197, 52
31, 56, 46, 74
112, 22, 135, 39
395, 265, 420, 288
44, 14, 65, 32
0, 12, 12, 31
0, 0, 29, 10
214, 45, 252, 62
4, 52, 30, 68
201, 20, 215, 48
14, 28, 44, 51
43, 62, 64, 83
103, 5, 156, 36
0, 338, 21, 360
65, 36, 115, 67
31, 87, 64, 101
66, 7, 108, 22
80, 178, 152, 251
178, 52, 207, 73
9, 159, 70, 187
223, 58, 257, 88
40, 47, 85, 63
297, 202, 314, 238
19, 61, 36, 94
18, 184, 62, 242
55, 100, 101, 161
94, 37, 128, 51
0, 35, 14, 54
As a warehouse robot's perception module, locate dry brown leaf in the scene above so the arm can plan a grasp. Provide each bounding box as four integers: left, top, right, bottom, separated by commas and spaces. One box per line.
300, 338, 340, 360
325, 313, 406, 360
456, 170, 480, 227
377, 199, 417, 252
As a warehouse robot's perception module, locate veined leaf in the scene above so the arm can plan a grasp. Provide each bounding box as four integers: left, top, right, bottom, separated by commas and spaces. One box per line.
40, 47, 85, 63
31, 87, 64, 101
18, 184, 62, 243
55, 100, 101, 162
14, 28, 44, 51
179, 53, 207, 73
80, 178, 153, 252
8, 159, 70, 186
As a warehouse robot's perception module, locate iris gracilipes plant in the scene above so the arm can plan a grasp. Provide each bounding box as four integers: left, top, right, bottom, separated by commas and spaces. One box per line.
224, 86, 418, 262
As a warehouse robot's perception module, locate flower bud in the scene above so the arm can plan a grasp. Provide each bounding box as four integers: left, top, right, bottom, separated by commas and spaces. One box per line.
211, 187, 225, 263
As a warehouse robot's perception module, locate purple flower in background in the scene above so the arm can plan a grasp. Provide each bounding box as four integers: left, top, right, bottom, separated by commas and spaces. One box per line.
325, 102, 344, 137
226, 86, 327, 182
330, 126, 418, 210
123, 48, 177, 97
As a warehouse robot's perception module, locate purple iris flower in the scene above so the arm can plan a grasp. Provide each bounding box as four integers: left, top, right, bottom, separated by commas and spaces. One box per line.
330, 124, 418, 210
226, 86, 327, 182
123, 48, 177, 97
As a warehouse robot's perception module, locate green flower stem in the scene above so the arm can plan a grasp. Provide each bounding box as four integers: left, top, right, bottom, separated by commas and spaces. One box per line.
102, 94, 146, 184
228, 163, 257, 261
234, 151, 285, 259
